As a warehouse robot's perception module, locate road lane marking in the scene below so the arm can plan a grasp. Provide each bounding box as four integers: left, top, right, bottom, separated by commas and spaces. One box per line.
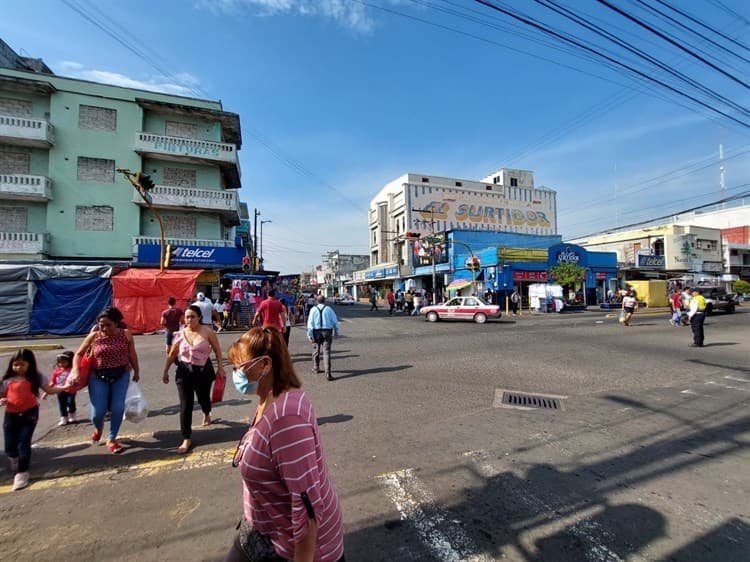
0, 447, 233, 495
378, 468, 494, 562
724, 375, 750, 383
705, 381, 750, 393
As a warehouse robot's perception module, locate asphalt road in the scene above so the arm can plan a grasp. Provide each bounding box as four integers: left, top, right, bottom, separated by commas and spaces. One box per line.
1, 305, 748, 561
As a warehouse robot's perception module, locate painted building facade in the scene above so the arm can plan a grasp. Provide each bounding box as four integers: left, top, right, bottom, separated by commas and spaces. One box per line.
0, 66, 245, 271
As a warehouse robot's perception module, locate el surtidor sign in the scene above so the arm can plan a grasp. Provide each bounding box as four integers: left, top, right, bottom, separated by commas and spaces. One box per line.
548, 243, 588, 268
407, 184, 556, 236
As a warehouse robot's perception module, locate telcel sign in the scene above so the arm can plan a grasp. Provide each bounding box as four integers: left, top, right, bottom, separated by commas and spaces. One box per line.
637, 254, 666, 269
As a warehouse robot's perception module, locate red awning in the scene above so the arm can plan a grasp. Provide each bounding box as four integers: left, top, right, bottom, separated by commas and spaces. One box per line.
112, 269, 203, 333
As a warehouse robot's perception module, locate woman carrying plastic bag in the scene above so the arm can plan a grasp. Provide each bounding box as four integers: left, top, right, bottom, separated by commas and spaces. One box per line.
124, 381, 148, 423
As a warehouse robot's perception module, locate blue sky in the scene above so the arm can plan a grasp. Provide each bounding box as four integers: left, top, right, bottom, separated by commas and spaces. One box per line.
2, 0, 749, 274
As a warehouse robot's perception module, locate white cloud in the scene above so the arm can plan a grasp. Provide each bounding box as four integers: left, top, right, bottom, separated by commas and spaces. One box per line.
197, 0, 377, 33
52, 62, 202, 97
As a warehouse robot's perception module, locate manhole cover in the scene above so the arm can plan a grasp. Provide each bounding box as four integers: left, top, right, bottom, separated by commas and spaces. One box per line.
493, 389, 566, 411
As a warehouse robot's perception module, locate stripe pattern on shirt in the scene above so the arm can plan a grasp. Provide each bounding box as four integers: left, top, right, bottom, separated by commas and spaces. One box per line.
240, 390, 344, 561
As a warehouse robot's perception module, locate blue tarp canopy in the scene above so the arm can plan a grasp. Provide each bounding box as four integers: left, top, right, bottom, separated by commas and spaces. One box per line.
30, 276, 112, 335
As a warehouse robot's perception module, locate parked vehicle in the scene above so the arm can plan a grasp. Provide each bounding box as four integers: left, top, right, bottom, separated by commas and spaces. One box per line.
333, 294, 355, 305
702, 288, 736, 314
420, 296, 501, 323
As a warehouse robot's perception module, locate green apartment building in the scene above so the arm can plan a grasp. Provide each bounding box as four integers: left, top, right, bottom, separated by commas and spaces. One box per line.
0, 65, 247, 270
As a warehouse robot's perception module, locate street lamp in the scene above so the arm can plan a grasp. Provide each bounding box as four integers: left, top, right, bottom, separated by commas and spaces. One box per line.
260, 219, 272, 269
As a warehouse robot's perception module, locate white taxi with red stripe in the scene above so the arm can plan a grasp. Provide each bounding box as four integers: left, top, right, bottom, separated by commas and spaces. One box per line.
420, 296, 501, 324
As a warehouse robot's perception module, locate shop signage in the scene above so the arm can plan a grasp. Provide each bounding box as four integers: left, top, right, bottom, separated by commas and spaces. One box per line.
636, 254, 665, 269
548, 243, 588, 268
364, 266, 400, 280
596, 272, 607, 280
702, 261, 723, 273
407, 184, 556, 236
513, 271, 549, 281
136, 243, 245, 267
498, 247, 548, 262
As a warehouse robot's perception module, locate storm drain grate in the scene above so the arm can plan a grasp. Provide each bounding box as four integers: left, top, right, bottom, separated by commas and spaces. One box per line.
494, 389, 565, 411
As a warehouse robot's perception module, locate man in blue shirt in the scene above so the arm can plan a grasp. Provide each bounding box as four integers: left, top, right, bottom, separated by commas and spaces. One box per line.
306, 295, 340, 381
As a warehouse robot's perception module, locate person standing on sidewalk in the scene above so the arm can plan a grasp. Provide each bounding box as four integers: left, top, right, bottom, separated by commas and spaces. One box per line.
510, 289, 521, 316
306, 295, 340, 381
687, 287, 707, 347
387, 289, 396, 315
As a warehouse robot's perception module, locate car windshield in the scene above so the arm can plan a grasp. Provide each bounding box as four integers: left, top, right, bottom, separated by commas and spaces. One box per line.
446, 298, 460, 307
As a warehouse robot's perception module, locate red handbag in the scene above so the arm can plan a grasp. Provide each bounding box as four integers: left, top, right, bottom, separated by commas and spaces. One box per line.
211, 376, 226, 404
68, 348, 94, 393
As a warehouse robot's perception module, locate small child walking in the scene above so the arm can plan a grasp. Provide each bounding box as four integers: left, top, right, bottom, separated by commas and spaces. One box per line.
0, 348, 63, 491
49, 351, 77, 426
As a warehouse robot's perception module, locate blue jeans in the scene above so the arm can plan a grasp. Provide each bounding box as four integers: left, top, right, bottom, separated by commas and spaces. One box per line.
57, 392, 77, 417
4, 406, 39, 472
89, 370, 130, 440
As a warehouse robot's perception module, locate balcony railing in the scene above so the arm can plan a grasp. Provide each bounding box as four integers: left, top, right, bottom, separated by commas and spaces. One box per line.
133, 185, 237, 213
0, 115, 55, 147
134, 132, 237, 165
133, 236, 236, 249
0, 231, 49, 254
0, 174, 52, 201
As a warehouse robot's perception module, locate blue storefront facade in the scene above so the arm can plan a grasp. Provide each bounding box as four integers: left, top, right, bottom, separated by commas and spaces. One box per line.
438, 232, 617, 305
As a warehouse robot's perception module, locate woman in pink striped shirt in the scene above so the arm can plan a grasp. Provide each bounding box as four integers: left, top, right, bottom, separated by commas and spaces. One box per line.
225, 327, 345, 562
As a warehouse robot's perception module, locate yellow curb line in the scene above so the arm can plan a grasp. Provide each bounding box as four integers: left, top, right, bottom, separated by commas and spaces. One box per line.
0, 447, 234, 495
0, 343, 65, 352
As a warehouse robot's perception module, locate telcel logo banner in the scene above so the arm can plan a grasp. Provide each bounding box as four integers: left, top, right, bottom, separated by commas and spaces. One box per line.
637, 254, 665, 268
172, 247, 216, 259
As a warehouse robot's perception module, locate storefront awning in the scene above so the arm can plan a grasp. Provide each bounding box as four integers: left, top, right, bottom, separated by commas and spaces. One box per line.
447, 279, 472, 290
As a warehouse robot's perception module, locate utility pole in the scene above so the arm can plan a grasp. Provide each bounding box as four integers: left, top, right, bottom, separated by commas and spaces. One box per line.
253, 208, 260, 273
412, 207, 439, 304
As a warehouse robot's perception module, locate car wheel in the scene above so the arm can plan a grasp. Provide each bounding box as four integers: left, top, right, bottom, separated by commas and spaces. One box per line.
705, 303, 713, 315
426, 311, 439, 322
474, 312, 487, 324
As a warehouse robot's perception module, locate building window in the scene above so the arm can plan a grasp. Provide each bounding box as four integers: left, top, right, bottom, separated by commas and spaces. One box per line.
0, 98, 32, 117
75, 206, 114, 231
77, 157, 115, 183
510, 177, 518, 187
455, 181, 462, 187
486, 185, 492, 191
163, 167, 197, 188
164, 215, 196, 238
165, 121, 198, 139
0, 206, 27, 232
695, 239, 717, 251
0, 151, 30, 174
78, 105, 117, 131
421, 177, 430, 183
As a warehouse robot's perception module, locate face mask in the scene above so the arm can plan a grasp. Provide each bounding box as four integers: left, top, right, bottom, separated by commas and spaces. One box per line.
232, 356, 267, 395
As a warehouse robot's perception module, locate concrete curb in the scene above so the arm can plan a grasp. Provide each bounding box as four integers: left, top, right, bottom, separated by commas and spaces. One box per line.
0, 343, 65, 352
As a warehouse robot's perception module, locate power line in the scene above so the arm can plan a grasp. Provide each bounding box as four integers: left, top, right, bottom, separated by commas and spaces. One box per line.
595, 0, 750, 91
473, 0, 750, 129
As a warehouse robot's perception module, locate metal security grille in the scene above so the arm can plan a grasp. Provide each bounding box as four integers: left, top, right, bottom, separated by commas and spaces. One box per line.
494, 389, 564, 411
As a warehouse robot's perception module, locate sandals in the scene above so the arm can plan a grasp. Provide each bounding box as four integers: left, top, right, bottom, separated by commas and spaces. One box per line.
91, 429, 102, 443
107, 440, 124, 454
177, 440, 192, 455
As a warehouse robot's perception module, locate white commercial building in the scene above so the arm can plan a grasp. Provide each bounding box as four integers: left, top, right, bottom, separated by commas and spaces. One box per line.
368, 169, 557, 269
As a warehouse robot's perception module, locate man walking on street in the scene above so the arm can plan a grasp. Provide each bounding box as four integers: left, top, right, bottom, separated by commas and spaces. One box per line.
387, 289, 396, 316
306, 295, 340, 381
160, 297, 183, 355
192, 292, 215, 327
252, 289, 285, 333
687, 287, 707, 347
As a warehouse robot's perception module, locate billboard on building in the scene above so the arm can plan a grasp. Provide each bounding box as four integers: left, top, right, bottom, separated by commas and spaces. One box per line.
406, 184, 556, 236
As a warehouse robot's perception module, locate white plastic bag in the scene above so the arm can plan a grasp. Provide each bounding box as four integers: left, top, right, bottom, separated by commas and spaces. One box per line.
123, 381, 149, 423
